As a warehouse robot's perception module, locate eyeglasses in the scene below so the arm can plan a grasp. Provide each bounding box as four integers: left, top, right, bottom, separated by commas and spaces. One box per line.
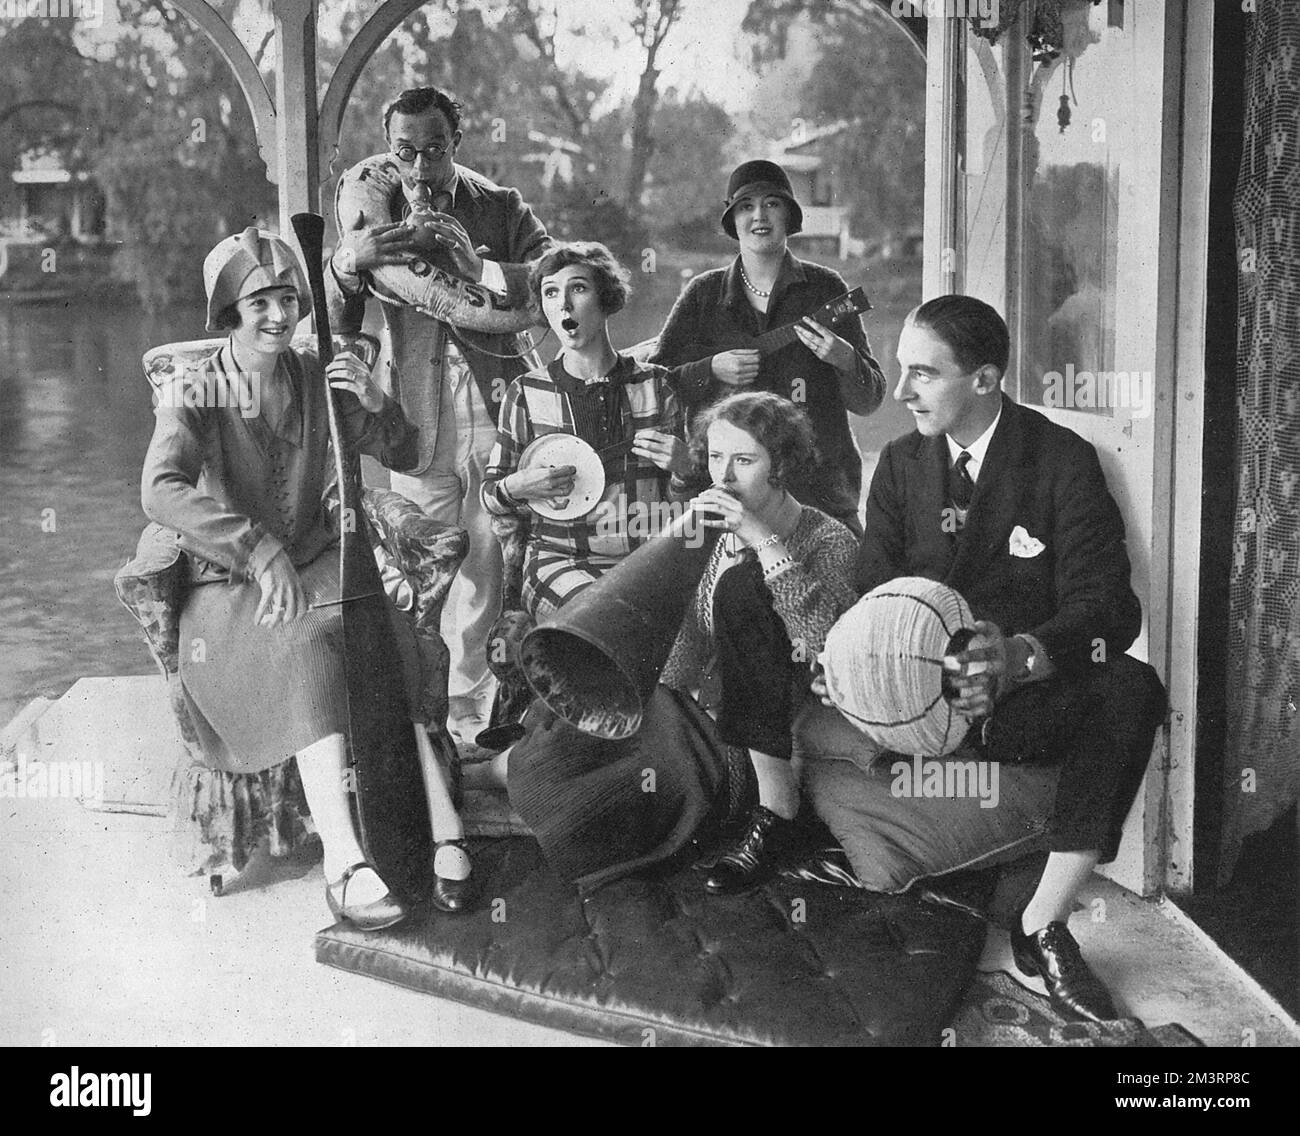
391, 140, 453, 164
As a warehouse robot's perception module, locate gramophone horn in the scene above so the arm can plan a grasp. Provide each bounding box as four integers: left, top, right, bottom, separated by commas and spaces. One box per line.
519, 510, 720, 740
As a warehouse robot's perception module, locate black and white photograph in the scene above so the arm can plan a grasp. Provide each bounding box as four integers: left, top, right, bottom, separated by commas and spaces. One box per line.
0, 0, 1296, 1077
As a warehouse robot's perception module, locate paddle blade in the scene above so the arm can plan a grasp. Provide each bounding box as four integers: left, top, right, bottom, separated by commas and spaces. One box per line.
290, 211, 325, 263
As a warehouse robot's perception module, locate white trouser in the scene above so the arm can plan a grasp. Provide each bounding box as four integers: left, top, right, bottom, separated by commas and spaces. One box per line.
390, 352, 501, 709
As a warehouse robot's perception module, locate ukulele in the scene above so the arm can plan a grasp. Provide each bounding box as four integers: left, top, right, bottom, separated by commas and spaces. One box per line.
755, 286, 872, 356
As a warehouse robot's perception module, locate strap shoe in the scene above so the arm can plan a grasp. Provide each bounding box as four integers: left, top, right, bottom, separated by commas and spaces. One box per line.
325, 863, 407, 931
431, 840, 473, 913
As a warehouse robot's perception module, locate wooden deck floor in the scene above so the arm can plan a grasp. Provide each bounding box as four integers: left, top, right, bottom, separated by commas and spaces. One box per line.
1, 678, 1295, 1048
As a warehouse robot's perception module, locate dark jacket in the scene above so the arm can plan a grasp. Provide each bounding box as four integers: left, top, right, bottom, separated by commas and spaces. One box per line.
857, 395, 1143, 673
650, 252, 885, 527
328, 161, 551, 475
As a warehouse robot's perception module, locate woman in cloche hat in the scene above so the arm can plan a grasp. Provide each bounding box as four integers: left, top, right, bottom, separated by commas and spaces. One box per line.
140, 227, 471, 929
652, 159, 886, 536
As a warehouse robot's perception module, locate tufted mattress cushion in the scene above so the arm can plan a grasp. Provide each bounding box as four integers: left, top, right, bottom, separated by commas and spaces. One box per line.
315, 836, 988, 1046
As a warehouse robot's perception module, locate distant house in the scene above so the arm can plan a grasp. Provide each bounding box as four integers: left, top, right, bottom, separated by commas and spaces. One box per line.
773, 121, 856, 260
7, 148, 104, 242
520, 129, 583, 190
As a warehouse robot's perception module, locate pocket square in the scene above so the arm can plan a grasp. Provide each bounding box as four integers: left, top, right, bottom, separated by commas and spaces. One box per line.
1008, 525, 1045, 558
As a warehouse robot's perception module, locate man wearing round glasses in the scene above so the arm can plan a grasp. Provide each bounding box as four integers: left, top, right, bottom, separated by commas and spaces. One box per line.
328, 86, 552, 745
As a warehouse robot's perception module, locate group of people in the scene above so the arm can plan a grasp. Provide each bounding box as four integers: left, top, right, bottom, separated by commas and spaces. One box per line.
140, 85, 1166, 1027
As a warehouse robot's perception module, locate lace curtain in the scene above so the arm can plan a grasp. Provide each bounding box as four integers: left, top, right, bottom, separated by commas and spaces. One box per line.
1223, 0, 1300, 884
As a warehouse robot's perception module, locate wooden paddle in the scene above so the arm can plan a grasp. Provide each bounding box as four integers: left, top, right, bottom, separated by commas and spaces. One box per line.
291, 212, 432, 904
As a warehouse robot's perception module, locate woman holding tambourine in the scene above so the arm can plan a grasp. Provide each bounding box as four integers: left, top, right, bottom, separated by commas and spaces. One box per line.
652, 160, 886, 535
481, 241, 696, 617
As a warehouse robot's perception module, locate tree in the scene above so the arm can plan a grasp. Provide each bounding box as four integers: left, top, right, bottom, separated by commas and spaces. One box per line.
641, 91, 737, 239
0, 2, 275, 309
742, 0, 926, 241
623, 0, 686, 212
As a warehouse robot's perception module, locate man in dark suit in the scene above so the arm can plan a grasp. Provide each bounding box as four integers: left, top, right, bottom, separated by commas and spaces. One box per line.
326, 86, 551, 745
852, 294, 1166, 1022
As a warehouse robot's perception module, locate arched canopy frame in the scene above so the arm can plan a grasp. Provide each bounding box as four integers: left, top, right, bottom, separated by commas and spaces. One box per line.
163, 0, 930, 236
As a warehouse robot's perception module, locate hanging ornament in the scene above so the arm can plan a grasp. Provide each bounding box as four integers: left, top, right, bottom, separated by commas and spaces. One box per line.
1057, 61, 1078, 133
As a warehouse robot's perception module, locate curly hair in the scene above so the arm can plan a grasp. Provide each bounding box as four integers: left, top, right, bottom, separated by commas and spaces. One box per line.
688, 391, 818, 489
529, 241, 632, 317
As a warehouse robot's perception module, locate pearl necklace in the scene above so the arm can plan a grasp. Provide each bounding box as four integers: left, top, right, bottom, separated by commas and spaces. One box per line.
740, 265, 773, 298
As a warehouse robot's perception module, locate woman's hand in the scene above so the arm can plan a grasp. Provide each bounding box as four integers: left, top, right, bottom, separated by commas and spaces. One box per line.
794, 318, 856, 373
327, 353, 385, 413
710, 349, 760, 387
631, 429, 692, 478
502, 464, 578, 504
255, 549, 306, 629
689, 486, 772, 547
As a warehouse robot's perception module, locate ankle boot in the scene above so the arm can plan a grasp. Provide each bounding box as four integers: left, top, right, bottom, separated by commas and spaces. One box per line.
705, 806, 792, 895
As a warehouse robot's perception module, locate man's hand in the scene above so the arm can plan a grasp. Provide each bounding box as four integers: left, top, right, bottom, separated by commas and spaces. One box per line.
254, 549, 306, 629
335, 217, 420, 275
945, 620, 1016, 719
810, 658, 835, 708
410, 211, 483, 282
710, 349, 760, 386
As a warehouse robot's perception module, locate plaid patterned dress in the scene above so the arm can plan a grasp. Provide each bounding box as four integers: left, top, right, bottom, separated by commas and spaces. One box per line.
483, 355, 686, 617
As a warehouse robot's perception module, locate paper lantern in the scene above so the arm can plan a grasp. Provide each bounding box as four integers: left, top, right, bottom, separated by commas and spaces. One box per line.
822, 577, 977, 756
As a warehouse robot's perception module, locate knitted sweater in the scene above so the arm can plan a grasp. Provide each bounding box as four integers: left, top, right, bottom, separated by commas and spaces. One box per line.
661, 505, 858, 693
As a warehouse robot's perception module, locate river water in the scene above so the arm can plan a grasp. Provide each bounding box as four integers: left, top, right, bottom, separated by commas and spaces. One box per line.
0, 272, 914, 728
0, 299, 199, 725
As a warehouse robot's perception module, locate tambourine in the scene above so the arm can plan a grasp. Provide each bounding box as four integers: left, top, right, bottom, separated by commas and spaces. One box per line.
517, 433, 607, 521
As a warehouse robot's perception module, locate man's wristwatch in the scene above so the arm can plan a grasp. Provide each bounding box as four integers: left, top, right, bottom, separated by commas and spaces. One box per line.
1012, 634, 1037, 681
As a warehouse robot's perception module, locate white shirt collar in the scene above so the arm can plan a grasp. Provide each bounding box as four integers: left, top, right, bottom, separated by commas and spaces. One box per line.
945, 405, 1002, 482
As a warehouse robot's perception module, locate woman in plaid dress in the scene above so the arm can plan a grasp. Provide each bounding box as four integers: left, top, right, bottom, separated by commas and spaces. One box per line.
482, 242, 696, 617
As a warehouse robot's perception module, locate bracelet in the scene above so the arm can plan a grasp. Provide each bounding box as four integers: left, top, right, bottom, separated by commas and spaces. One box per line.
499, 478, 524, 509
762, 556, 795, 581
752, 533, 782, 552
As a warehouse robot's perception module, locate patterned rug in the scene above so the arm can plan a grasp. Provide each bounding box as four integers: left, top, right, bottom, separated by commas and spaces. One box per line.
951, 970, 1203, 1047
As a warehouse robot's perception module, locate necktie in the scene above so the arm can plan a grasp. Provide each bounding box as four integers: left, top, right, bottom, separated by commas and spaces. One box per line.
950, 450, 975, 510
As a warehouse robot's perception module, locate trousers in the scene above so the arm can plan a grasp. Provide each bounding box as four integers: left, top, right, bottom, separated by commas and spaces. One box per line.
390, 350, 500, 706
979, 652, 1167, 862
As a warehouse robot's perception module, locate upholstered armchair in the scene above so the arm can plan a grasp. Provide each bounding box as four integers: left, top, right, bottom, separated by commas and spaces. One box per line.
477, 512, 535, 749
114, 334, 469, 888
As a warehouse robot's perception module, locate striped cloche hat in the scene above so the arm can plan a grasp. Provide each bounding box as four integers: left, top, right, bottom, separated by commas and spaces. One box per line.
202, 227, 312, 333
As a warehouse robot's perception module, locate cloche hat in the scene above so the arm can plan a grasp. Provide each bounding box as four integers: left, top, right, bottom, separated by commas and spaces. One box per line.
720, 159, 804, 240
202, 227, 312, 333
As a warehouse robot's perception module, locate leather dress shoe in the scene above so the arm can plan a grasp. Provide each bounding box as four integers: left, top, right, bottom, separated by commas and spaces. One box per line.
431, 840, 472, 914
325, 863, 407, 931
705, 806, 792, 895
1010, 916, 1119, 1023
